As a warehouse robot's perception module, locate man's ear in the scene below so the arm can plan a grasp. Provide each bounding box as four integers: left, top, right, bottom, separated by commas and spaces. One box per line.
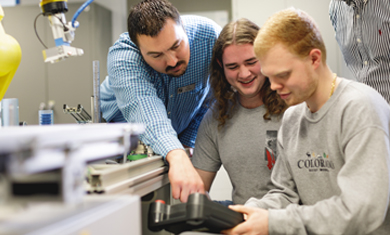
217, 59, 222, 68
309, 48, 322, 69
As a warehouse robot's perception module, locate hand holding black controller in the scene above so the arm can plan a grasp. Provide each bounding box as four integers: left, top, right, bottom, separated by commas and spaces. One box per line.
148, 193, 244, 234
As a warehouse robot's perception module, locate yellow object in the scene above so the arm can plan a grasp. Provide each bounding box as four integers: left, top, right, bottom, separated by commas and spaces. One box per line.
0, 4, 22, 101
39, 0, 68, 8
40, 0, 68, 5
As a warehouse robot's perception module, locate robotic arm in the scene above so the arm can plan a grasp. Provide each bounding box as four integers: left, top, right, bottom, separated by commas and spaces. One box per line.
39, 0, 93, 63
0, 3, 22, 101
0, 1, 92, 100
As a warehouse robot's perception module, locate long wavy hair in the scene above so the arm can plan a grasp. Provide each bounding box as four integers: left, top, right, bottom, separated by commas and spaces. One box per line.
209, 18, 287, 128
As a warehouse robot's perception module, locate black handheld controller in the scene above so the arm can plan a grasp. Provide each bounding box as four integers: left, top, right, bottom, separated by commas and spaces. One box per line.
148, 193, 244, 234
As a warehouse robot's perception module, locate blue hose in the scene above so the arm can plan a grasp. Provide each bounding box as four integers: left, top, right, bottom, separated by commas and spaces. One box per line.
71, 0, 94, 28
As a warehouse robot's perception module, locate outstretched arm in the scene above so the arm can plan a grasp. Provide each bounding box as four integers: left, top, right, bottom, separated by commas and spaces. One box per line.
166, 149, 205, 202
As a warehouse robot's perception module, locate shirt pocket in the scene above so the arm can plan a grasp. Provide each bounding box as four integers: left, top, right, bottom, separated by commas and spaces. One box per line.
364, 20, 390, 58
176, 84, 207, 114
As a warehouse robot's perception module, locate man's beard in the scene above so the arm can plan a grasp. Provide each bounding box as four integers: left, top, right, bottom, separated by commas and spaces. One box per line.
166, 60, 187, 77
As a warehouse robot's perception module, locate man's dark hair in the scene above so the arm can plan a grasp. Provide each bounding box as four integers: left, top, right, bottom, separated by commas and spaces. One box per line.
128, 0, 181, 47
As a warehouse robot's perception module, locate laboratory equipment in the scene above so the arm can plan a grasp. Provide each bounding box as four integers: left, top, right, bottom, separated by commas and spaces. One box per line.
0, 1, 19, 7
127, 140, 155, 161
148, 193, 244, 234
0, 122, 171, 235
0, 194, 141, 235
35, 0, 94, 63
0, 123, 143, 204
92, 60, 101, 123
63, 104, 92, 124
63, 60, 101, 124
0, 4, 22, 101
0, 98, 19, 126
39, 109, 54, 125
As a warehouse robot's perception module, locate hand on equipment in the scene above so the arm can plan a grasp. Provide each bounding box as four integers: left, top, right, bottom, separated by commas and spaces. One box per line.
166, 149, 205, 202
222, 205, 269, 235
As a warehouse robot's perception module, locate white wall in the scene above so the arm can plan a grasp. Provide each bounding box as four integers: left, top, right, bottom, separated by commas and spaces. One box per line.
182, 10, 229, 28
94, 0, 127, 43
232, 0, 354, 80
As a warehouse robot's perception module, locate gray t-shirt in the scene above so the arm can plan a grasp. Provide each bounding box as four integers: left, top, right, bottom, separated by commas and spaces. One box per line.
192, 104, 282, 204
246, 79, 390, 235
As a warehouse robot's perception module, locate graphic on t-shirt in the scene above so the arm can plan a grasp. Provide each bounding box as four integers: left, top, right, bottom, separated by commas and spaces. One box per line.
297, 151, 335, 172
265, 130, 278, 170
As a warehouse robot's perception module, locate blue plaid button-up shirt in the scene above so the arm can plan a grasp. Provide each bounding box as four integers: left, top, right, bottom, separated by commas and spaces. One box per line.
100, 15, 221, 157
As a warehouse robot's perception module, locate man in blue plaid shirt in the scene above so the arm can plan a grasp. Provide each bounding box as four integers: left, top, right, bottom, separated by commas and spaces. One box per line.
100, 0, 221, 202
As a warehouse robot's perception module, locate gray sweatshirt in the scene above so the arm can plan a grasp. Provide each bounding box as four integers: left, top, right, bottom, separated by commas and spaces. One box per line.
245, 79, 390, 235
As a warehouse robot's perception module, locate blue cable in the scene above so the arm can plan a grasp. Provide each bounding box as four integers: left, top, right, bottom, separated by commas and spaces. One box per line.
71, 0, 94, 28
